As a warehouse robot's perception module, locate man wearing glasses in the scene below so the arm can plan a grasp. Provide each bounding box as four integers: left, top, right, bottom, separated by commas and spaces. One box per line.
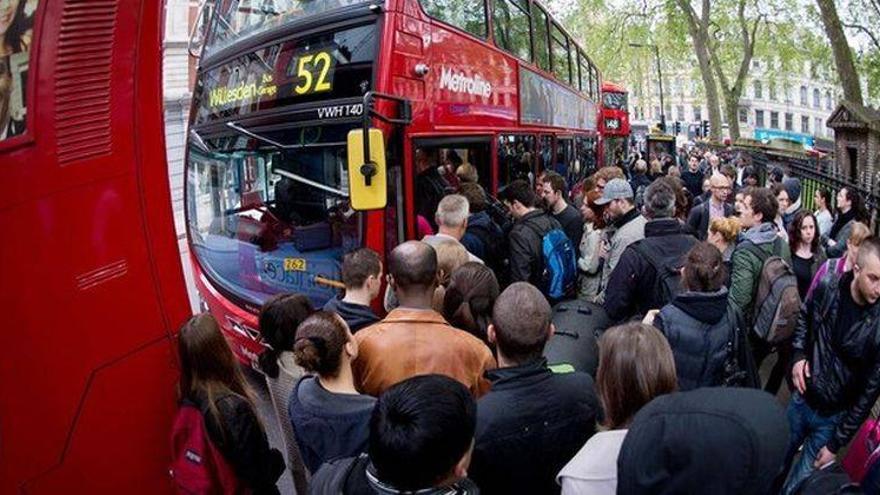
687, 173, 735, 241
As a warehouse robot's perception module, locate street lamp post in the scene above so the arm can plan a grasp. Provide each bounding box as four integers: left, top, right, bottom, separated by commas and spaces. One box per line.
630, 42, 666, 133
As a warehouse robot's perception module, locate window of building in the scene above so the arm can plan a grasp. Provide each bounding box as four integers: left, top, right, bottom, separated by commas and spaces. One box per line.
800, 86, 808, 106
813, 88, 821, 108
770, 111, 779, 129
421, 0, 487, 38
801, 115, 810, 134
753, 80, 762, 99
826, 91, 833, 110
693, 106, 702, 122
769, 81, 777, 101
653, 106, 660, 119
493, 0, 531, 62
756, 109, 765, 128
815, 117, 824, 136
531, 5, 550, 72
550, 24, 571, 84
785, 113, 793, 131
739, 107, 748, 123
676, 105, 685, 121
784, 84, 793, 104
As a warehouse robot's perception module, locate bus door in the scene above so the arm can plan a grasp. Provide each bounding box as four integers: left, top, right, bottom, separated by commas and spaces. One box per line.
556, 136, 576, 184
538, 134, 554, 177
497, 134, 536, 191
410, 136, 492, 236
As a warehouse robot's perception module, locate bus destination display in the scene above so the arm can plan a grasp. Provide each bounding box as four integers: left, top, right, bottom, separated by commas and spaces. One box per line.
194, 23, 377, 125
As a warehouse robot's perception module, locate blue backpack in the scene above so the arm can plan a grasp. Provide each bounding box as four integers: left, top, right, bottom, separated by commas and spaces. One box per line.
525, 221, 577, 300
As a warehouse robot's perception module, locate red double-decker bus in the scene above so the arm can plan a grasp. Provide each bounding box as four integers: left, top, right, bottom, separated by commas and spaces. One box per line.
186, 0, 603, 365
1, 0, 190, 491
599, 81, 630, 167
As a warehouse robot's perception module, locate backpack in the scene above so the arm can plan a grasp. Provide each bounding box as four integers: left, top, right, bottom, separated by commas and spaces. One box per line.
722, 305, 760, 388
524, 221, 577, 301
742, 239, 801, 344
795, 463, 861, 495
169, 400, 248, 495
544, 300, 610, 377
631, 241, 686, 310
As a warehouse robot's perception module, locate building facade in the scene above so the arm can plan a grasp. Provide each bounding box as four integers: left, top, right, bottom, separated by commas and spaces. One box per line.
629, 58, 870, 147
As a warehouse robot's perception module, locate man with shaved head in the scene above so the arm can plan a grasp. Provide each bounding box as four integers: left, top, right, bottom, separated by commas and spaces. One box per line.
469, 282, 599, 494
782, 237, 880, 493
352, 241, 495, 398
686, 173, 734, 241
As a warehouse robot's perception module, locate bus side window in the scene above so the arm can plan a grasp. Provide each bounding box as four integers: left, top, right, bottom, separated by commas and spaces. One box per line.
497, 134, 536, 190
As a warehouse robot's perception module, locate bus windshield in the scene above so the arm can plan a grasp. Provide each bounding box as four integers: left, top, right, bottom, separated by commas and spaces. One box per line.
205, 0, 374, 56
186, 124, 362, 307
602, 92, 627, 111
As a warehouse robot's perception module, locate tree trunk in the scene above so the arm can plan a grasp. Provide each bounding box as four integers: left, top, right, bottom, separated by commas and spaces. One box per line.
815, 0, 863, 106
675, 0, 723, 142
724, 94, 741, 141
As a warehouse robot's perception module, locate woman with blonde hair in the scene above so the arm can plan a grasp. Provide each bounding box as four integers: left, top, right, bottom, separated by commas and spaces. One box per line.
708, 216, 741, 283
557, 323, 677, 495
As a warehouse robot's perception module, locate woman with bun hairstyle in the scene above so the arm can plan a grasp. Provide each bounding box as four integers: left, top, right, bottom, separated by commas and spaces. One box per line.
177, 314, 285, 494
442, 262, 500, 346
289, 311, 376, 473
257, 293, 313, 493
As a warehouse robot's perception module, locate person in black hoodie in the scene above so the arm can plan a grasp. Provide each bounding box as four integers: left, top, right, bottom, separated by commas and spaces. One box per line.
308, 375, 479, 495
177, 314, 285, 494
645, 242, 758, 390
541, 171, 583, 249
604, 179, 698, 322
617, 387, 790, 495
499, 180, 565, 295
470, 282, 600, 494
323, 248, 381, 333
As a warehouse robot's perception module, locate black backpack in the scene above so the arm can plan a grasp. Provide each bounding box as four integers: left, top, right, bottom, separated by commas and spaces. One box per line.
631, 241, 687, 310
544, 300, 611, 377
722, 305, 760, 388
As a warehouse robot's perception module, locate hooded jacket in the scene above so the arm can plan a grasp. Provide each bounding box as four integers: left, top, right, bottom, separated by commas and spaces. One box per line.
323, 297, 380, 333
729, 223, 791, 323
507, 209, 563, 290
792, 270, 880, 453
604, 218, 698, 322
654, 288, 735, 391
597, 208, 646, 303
617, 387, 789, 495
461, 210, 505, 266
309, 454, 480, 495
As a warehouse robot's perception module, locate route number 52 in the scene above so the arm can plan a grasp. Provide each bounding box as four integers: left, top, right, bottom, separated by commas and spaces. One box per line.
294, 51, 333, 95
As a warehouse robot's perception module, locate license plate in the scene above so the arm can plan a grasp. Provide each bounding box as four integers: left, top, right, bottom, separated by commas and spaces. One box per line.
283, 258, 307, 272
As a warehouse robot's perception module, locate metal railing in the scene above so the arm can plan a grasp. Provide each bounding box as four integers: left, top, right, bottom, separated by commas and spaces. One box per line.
703, 143, 879, 234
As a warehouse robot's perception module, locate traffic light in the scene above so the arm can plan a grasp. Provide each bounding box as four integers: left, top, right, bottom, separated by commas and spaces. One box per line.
673, 121, 681, 135
701, 120, 710, 138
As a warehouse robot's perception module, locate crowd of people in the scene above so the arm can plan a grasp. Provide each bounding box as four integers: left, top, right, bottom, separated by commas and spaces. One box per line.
172, 145, 880, 495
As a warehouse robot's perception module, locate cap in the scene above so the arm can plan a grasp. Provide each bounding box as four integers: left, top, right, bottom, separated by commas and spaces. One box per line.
594, 178, 634, 205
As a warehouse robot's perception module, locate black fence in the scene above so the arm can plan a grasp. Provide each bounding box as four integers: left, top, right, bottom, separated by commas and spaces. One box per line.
704, 143, 879, 234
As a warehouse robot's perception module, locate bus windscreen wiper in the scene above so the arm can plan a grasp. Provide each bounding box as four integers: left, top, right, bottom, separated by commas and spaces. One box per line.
225, 121, 349, 198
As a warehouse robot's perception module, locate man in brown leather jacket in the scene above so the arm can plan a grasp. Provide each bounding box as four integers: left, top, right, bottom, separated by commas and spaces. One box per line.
352, 241, 495, 397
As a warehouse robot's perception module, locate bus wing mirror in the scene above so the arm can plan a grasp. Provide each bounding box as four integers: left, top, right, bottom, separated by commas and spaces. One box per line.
347, 128, 387, 210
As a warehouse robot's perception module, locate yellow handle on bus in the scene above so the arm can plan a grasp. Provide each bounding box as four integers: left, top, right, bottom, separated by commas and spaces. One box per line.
347, 128, 387, 210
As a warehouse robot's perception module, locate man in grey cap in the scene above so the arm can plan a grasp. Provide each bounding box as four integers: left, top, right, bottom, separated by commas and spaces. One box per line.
594, 178, 646, 303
